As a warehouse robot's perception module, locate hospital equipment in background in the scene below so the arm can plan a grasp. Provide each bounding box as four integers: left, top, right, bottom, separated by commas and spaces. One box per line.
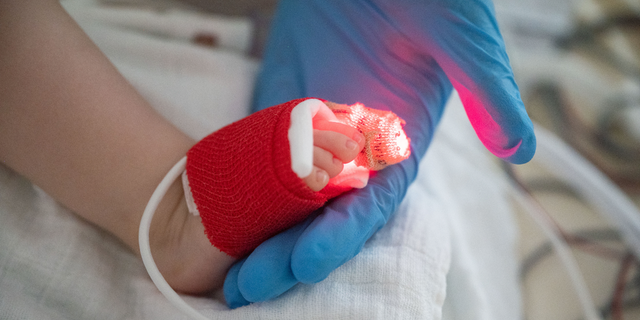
495, 0, 640, 318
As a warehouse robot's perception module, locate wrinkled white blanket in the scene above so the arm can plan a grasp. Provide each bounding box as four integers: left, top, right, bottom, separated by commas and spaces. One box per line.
0, 3, 521, 320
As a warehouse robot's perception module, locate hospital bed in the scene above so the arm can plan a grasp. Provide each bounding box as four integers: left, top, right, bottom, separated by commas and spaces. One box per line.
0, 1, 638, 319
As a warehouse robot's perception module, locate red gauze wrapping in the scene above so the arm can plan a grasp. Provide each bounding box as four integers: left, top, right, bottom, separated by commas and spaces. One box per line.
185, 98, 349, 258
185, 98, 411, 258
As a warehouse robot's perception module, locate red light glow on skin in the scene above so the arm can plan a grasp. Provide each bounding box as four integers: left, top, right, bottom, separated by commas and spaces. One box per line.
325, 101, 411, 171
453, 81, 521, 159
395, 126, 410, 157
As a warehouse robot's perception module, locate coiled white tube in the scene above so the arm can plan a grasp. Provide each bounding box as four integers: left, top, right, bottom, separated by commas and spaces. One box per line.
138, 156, 210, 320
509, 123, 640, 320
534, 125, 640, 259
509, 181, 603, 320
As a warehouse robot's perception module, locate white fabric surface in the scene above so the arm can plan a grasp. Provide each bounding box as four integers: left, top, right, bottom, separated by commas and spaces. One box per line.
436, 96, 523, 320
0, 2, 521, 320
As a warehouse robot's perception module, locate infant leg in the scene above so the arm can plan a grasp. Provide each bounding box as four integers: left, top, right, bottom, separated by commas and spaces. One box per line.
184, 98, 349, 258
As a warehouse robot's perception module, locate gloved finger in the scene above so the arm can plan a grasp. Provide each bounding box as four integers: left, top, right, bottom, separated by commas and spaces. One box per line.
223, 259, 250, 309
291, 154, 419, 283
432, 6, 535, 164
231, 211, 320, 304
386, 1, 536, 164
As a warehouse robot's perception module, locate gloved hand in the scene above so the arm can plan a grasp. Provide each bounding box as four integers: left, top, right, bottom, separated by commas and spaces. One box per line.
224, 0, 536, 307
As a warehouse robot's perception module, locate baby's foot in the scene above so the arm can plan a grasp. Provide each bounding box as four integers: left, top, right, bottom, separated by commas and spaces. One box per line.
184, 98, 364, 260
289, 99, 410, 192
183, 97, 408, 261
147, 98, 408, 296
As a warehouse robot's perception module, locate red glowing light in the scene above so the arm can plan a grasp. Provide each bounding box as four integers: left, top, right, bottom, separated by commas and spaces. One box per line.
395, 127, 410, 156
325, 101, 411, 171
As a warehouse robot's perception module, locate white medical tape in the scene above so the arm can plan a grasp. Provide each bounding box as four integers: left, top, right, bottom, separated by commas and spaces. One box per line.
288, 99, 338, 178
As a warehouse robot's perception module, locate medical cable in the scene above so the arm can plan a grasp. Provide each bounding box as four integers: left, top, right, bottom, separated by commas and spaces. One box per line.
519, 227, 624, 278
555, 14, 640, 81
508, 5, 640, 190
528, 83, 640, 191
139, 156, 210, 320
611, 254, 636, 320
603, 261, 640, 320
506, 164, 603, 320
507, 124, 640, 320
508, 176, 633, 317
513, 175, 627, 270
532, 124, 640, 260
552, 11, 640, 184
577, 254, 639, 320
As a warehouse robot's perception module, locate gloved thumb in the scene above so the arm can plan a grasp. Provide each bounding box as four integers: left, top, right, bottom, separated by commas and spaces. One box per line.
415, 1, 536, 164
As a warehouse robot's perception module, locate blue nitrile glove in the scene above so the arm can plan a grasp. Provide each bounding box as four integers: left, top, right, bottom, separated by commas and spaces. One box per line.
224, 0, 536, 308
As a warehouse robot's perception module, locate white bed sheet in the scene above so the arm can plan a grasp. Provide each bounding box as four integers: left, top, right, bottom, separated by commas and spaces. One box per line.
0, 3, 521, 319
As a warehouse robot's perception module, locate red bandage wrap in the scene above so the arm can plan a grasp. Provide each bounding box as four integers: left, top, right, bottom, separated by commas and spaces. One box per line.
185, 98, 348, 258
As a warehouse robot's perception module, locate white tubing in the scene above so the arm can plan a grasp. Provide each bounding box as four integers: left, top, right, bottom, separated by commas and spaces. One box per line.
534, 124, 640, 259
139, 156, 210, 320
510, 123, 640, 320
509, 182, 603, 320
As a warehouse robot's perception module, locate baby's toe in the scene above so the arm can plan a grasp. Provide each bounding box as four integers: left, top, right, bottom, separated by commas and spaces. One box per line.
313, 129, 364, 163
313, 146, 343, 178
303, 166, 329, 192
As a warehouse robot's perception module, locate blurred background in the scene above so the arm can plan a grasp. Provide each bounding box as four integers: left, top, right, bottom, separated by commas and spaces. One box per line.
494, 0, 640, 319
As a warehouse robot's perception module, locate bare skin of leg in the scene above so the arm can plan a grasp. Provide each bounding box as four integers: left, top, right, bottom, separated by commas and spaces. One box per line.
0, 0, 364, 297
